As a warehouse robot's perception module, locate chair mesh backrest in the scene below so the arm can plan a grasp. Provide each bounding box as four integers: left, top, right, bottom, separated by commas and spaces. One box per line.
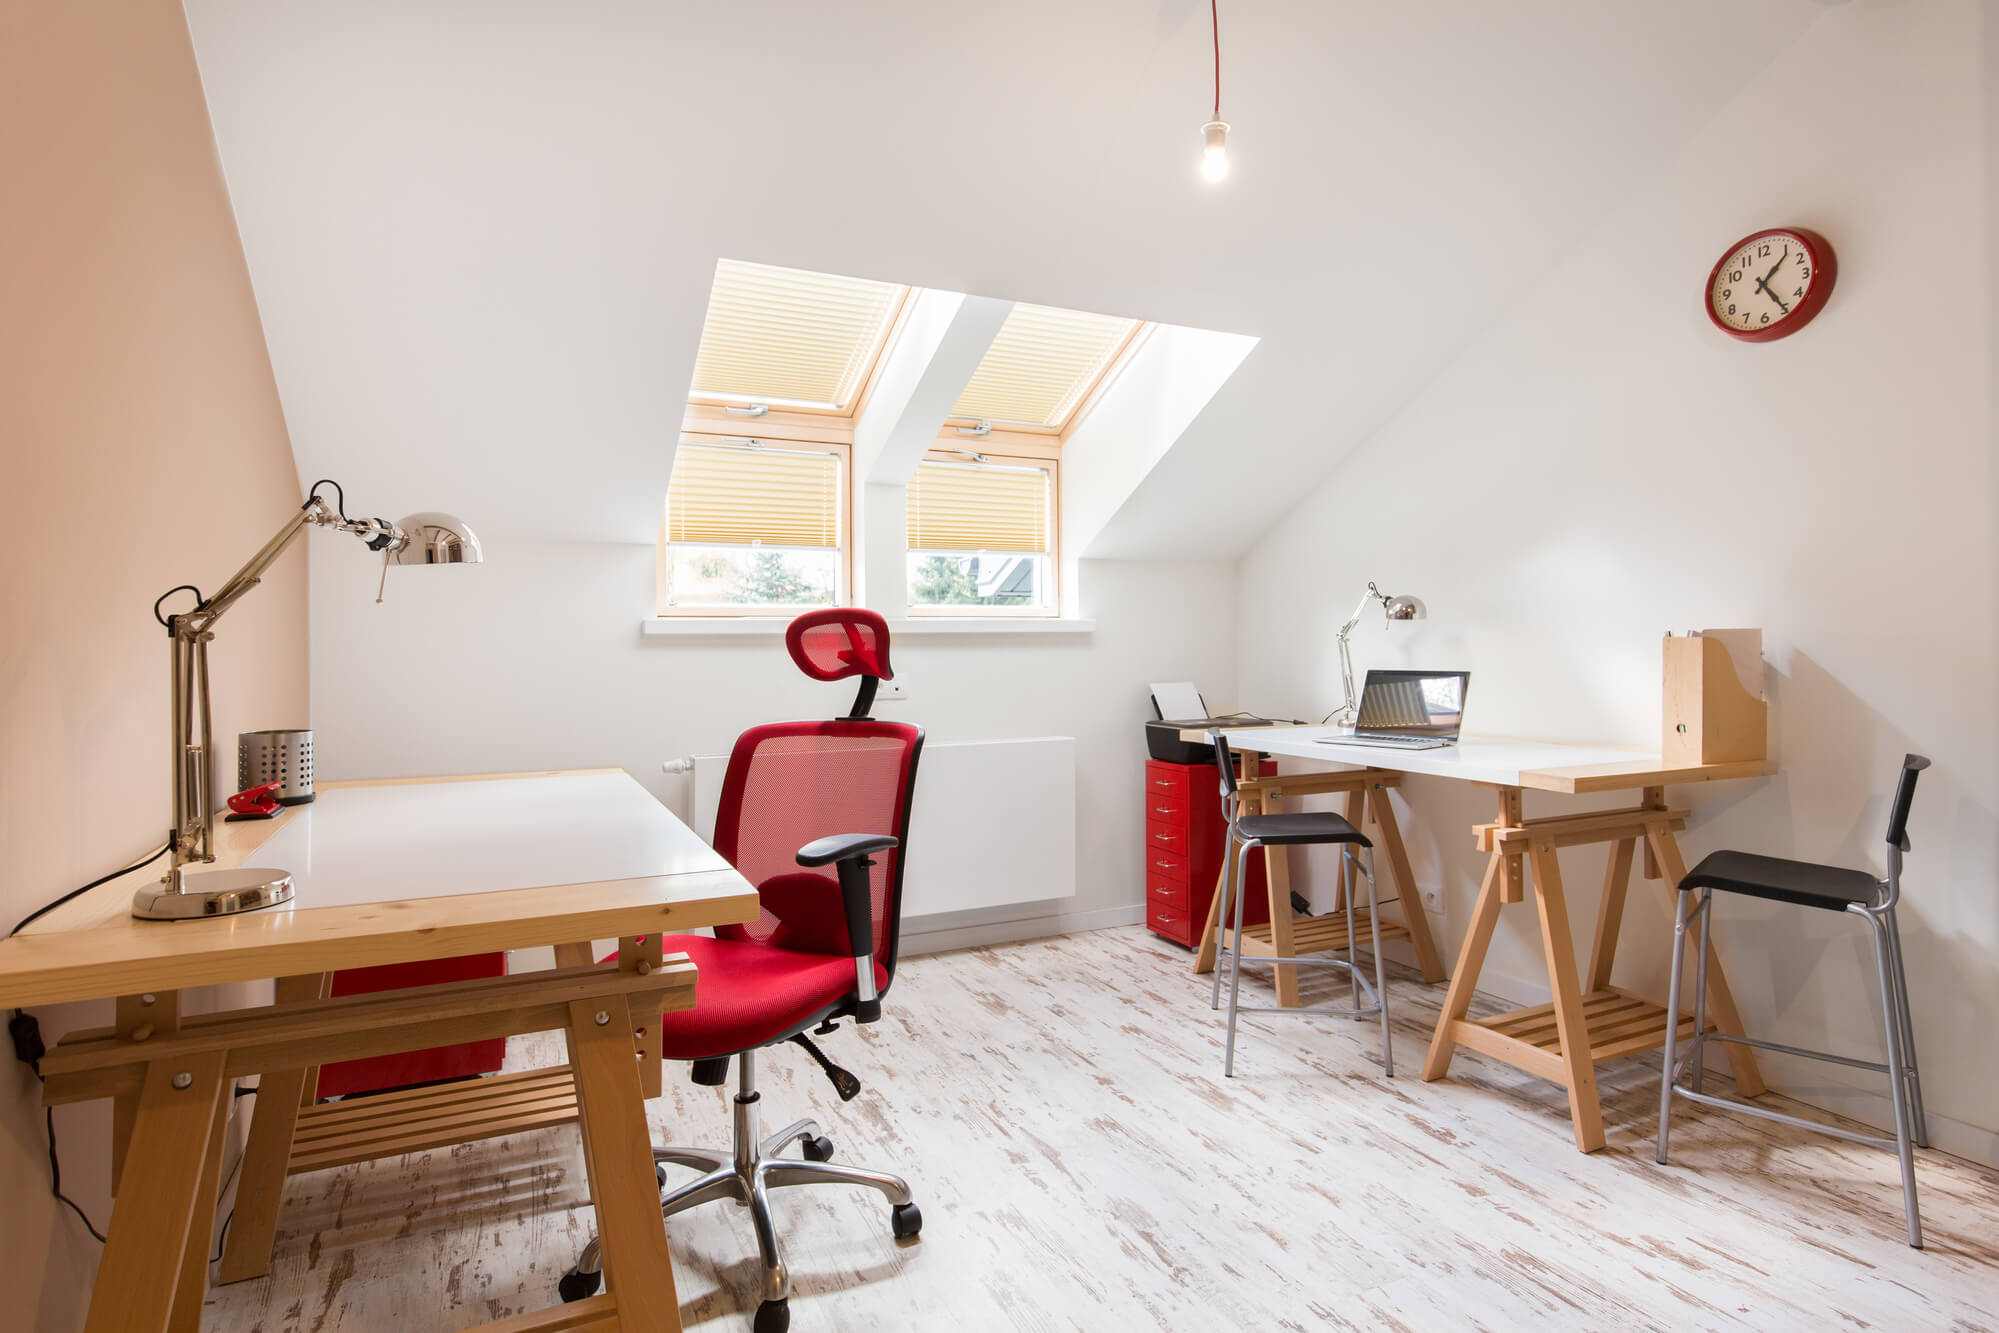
712, 720, 922, 984
1886, 753, 1930, 850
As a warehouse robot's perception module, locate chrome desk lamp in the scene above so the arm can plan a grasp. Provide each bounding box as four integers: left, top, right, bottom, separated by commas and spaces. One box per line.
1331, 581, 1427, 727
133, 483, 481, 921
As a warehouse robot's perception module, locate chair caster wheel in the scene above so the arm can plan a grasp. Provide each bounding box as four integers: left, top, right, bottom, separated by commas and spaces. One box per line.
754, 1297, 790, 1332
802, 1134, 835, 1162
891, 1201, 923, 1240
656, 1163, 668, 1189
557, 1268, 601, 1303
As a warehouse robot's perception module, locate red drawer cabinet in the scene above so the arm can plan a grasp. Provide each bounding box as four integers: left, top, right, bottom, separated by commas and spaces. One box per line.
1144, 757, 1269, 948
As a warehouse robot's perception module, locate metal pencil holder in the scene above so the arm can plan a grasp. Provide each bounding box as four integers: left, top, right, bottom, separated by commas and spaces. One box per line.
238, 729, 315, 805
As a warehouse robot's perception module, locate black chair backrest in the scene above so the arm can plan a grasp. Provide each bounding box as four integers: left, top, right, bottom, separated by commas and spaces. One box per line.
1209, 731, 1238, 801
1886, 754, 1930, 851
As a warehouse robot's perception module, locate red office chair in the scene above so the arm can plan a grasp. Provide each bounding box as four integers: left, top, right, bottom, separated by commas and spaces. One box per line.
562, 609, 924, 1332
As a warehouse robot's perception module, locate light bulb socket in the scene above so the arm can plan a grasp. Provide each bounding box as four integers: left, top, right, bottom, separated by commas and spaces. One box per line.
1202, 120, 1229, 152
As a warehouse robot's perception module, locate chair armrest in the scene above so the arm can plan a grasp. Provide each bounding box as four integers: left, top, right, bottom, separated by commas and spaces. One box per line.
795, 834, 897, 1021
796, 833, 899, 866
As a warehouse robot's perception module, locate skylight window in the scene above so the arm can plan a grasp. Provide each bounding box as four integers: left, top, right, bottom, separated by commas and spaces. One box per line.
689, 259, 905, 412
951, 303, 1142, 431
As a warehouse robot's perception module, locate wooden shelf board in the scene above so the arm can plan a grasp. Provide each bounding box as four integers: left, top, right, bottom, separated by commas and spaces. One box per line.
1467, 987, 1709, 1065
1226, 910, 1412, 955
290, 1065, 579, 1175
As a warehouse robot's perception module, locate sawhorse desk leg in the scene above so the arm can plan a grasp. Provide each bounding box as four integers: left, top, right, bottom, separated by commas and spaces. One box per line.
1420, 786, 1765, 1151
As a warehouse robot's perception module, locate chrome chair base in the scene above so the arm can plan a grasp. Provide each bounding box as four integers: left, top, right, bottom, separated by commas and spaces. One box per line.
563, 1050, 919, 1327
1211, 838, 1394, 1078
1656, 886, 1928, 1247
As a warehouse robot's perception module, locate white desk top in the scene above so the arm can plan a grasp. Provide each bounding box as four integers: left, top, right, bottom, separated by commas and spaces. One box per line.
242, 771, 731, 910
1217, 726, 1775, 795
0, 770, 756, 1008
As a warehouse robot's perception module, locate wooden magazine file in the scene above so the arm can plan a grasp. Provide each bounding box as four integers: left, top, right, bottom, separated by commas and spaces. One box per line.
1662, 629, 1767, 766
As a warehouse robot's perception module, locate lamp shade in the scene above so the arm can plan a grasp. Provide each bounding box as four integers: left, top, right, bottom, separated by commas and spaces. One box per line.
1383, 593, 1425, 621
391, 512, 483, 565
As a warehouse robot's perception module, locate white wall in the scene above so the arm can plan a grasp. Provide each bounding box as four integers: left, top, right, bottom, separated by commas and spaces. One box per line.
1238, 0, 1999, 1163
312, 545, 1237, 951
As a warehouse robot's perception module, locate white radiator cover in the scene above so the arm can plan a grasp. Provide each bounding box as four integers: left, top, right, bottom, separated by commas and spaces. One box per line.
692, 735, 1077, 918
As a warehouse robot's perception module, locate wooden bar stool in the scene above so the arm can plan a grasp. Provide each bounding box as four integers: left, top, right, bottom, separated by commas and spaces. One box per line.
1656, 754, 1930, 1247
1207, 732, 1393, 1078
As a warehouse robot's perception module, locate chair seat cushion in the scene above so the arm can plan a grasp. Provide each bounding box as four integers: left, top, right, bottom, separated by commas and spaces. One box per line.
1680, 849, 1883, 912
605, 935, 887, 1060
1235, 811, 1370, 847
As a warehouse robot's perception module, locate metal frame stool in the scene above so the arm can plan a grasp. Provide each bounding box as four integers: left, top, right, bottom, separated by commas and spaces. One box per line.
1657, 754, 1930, 1247
1207, 731, 1393, 1078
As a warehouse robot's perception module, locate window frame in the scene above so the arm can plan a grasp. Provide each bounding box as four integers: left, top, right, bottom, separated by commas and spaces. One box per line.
686, 283, 912, 419
943, 317, 1149, 437
905, 445, 1061, 619
656, 433, 854, 618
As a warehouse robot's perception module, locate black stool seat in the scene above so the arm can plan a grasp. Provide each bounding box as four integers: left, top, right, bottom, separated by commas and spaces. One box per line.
1680, 849, 1882, 912
1234, 811, 1370, 847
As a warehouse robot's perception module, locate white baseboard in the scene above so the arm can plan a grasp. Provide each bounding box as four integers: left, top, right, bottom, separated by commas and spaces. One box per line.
900, 901, 1144, 957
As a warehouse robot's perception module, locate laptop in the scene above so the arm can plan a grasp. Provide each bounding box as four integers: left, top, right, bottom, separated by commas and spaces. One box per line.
1323, 670, 1471, 751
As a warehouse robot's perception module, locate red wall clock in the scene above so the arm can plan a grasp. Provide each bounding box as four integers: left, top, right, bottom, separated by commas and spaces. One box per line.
1705, 227, 1836, 342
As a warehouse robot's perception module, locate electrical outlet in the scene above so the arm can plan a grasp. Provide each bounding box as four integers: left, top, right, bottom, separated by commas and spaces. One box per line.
878, 680, 908, 703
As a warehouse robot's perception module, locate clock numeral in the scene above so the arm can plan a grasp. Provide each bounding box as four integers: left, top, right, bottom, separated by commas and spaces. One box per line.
1795, 252, 1807, 265
1760, 313, 1771, 324
1726, 304, 1736, 316
1799, 267, 1810, 281
1730, 270, 1743, 282
1793, 287, 1804, 299
1756, 242, 1771, 258
1721, 288, 1732, 300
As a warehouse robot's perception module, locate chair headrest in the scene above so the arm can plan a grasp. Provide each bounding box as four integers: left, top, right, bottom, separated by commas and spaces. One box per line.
786, 609, 893, 683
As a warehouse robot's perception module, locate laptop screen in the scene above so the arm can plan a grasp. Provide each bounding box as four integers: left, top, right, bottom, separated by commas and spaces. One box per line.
1353, 670, 1470, 739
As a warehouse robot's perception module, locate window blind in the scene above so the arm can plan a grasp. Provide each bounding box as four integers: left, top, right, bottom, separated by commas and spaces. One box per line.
906, 460, 1050, 553
690, 259, 903, 409
666, 443, 841, 548
952, 303, 1140, 429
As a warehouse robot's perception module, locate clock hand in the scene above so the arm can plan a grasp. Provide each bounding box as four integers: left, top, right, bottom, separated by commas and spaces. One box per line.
1760, 248, 1787, 288
1754, 276, 1791, 315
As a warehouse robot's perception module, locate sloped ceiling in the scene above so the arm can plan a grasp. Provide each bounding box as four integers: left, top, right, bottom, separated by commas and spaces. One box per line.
184, 0, 1821, 554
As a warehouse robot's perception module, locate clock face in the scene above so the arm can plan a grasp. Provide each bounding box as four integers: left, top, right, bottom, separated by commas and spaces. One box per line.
1706, 228, 1836, 342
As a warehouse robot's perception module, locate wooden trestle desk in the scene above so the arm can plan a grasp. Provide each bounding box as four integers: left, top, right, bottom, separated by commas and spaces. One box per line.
0, 769, 759, 1333
1197, 728, 1777, 1153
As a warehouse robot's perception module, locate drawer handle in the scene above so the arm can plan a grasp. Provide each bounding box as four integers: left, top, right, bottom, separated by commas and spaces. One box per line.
1155, 860, 1175, 869
1154, 780, 1174, 787
1154, 832, 1172, 842
1153, 806, 1176, 814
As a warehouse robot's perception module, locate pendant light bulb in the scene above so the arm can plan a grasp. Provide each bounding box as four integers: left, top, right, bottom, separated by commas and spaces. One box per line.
1200, 119, 1230, 182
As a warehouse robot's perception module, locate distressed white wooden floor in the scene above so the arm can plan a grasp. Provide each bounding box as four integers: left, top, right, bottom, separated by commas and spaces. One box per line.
201, 927, 1999, 1332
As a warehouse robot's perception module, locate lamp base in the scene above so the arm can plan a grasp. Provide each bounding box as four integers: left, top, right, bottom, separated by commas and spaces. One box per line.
132, 866, 295, 920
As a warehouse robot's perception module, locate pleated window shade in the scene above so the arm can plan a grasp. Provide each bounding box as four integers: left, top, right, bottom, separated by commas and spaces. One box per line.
906, 460, 1050, 553
952, 303, 1140, 429
666, 444, 842, 548
690, 259, 904, 410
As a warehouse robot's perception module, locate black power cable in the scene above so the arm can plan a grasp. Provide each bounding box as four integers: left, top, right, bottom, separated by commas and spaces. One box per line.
10, 840, 172, 1244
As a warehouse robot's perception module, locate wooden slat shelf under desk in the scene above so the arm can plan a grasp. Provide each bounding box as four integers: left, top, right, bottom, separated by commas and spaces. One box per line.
1447, 986, 1712, 1075
289, 1065, 582, 1175
1225, 908, 1412, 957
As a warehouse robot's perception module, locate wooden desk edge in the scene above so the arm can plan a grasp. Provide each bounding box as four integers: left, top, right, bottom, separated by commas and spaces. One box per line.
1520, 757, 1778, 794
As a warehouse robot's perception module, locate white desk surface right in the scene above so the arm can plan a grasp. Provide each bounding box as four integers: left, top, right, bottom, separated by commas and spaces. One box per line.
1215, 726, 1772, 795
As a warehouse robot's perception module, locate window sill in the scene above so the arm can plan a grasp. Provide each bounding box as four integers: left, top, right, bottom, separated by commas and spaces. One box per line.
640, 616, 1096, 637
641, 617, 790, 636
890, 617, 1095, 635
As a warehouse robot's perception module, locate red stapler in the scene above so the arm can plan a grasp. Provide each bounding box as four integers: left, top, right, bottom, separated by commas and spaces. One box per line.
224, 779, 285, 821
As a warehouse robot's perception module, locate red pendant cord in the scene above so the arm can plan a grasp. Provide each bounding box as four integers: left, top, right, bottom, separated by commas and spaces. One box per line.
1211, 0, 1221, 118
